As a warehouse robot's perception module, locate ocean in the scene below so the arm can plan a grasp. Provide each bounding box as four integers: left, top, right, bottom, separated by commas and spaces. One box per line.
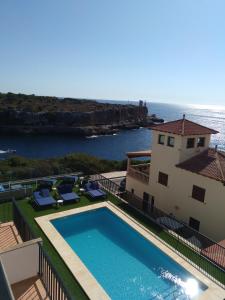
1, 102, 225, 160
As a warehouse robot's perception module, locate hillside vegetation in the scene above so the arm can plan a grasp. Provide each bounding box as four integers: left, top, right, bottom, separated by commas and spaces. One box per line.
0, 92, 138, 113
0, 154, 127, 182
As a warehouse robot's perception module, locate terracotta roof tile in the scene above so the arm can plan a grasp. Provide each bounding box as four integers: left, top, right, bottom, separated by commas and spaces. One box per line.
176, 149, 225, 183
151, 118, 218, 136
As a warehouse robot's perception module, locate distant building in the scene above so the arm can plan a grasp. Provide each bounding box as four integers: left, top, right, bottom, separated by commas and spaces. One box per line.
126, 115, 225, 241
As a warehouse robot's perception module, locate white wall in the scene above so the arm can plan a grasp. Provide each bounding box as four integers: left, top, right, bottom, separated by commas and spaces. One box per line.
0, 239, 41, 284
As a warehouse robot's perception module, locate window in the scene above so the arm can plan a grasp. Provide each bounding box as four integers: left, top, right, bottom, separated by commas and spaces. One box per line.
158, 172, 168, 186
187, 138, 195, 149
192, 185, 205, 202
158, 134, 165, 145
189, 217, 200, 231
167, 136, 175, 147
131, 188, 134, 194
197, 137, 205, 147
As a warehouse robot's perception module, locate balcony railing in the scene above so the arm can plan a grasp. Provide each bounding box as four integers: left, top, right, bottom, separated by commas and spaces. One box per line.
0, 259, 15, 300
127, 163, 150, 184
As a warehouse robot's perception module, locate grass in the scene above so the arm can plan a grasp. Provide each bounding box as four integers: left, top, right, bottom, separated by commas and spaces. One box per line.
1, 190, 225, 298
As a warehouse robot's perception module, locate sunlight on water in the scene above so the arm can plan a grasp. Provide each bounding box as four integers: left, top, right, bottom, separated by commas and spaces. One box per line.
161, 269, 199, 298
187, 103, 225, 112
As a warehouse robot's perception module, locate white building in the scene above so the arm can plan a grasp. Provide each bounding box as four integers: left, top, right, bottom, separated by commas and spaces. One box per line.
126, 116, 225, 242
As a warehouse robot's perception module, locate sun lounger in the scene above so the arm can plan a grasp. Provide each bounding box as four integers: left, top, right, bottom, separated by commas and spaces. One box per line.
85, 182, 106, 199
57, 184, 80, 202
156, 216, 184, 230
33, 189, 56, 207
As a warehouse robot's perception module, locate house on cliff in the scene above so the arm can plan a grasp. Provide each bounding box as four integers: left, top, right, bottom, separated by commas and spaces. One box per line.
125, 115, 225, 242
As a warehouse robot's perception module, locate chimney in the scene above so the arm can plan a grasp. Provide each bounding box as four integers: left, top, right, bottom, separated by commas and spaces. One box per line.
215, 145, 218, 152
181, 114, 185, 135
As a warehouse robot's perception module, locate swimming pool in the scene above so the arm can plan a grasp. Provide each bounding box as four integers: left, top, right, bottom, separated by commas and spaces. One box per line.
51, 206, 206, 300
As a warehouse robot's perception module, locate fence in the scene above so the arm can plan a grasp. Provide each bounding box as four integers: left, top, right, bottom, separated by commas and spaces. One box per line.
11, 199, 73, 300
38, 244, 73, 300
12, 198, 35, 241
90, 173, 123, 195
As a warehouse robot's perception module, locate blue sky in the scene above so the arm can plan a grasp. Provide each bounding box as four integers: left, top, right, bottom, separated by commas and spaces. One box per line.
0, 0, 225, 105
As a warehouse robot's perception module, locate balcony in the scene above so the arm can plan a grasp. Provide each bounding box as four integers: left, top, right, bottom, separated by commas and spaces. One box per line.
127, 163, 150, 184
126, 150, 151, 184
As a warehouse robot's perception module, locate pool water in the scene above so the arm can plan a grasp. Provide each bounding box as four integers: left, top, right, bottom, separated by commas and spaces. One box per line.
51, 208, 206, 300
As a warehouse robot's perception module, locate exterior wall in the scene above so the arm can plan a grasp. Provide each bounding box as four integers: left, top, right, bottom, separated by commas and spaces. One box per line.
126, 176, 150, 200
179, 134, 211, 163
0, 239, 41, 284
149, 167, 225, 241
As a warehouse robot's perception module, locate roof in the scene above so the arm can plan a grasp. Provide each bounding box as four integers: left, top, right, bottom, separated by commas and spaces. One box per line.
202, 240, 225, 268
177, 148, 225, 184
127, 150, 152, 158
150, 118, 218, 136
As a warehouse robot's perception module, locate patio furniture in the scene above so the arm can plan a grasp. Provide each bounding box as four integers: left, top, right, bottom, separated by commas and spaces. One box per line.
156, 216, 184, 230
33, 189, 56, 207
84, 181, 106, 199
57, 199, 64, 207
57, 184, 80, 203
79, 188, 85, 195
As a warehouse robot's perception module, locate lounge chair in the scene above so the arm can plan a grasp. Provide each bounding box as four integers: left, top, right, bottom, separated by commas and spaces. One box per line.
33, 189, 56, 207
57, 184, 80, 203
85, 181, 106, 199
156, 216, 184, 230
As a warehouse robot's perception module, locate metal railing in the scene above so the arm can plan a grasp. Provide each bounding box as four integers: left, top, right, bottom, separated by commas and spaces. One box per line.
91, 173, 123, 195
11, 198, 74, 300
38, 243, 73, 300
12, 198, 35, 241
0, 259, 15, 300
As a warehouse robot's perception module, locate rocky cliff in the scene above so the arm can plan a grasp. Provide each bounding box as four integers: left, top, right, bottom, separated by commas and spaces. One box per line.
0, 93, 156, 135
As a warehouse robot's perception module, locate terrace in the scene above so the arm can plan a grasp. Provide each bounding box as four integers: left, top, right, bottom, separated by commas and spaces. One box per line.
0, 172, 225, 299
127, 150, 151, 184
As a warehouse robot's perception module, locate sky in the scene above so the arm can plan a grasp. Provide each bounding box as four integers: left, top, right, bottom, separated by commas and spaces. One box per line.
0, 0, 225, 105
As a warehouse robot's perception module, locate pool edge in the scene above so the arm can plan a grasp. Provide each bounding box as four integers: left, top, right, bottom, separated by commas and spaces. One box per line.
35, 202, 225, 300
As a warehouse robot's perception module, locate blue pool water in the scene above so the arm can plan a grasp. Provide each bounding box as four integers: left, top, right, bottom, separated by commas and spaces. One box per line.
52, 208, 206, 300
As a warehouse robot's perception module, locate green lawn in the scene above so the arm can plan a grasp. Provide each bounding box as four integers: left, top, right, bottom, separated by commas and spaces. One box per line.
2, 191, 225, 298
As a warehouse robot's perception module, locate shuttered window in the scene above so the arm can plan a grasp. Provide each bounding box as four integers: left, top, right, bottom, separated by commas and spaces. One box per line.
192, 185, 205, 202
158, 172, 168, 186
167, 136, 175, 147
158, 134, 165, 145
187, 138, 195, 149
197, 137, 205, 147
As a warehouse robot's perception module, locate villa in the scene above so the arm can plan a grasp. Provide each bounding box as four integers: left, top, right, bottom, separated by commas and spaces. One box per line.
126, 115, 225, 242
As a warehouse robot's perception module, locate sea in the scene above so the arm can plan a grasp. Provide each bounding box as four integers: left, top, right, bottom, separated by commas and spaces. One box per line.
0, 102, 225, 160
